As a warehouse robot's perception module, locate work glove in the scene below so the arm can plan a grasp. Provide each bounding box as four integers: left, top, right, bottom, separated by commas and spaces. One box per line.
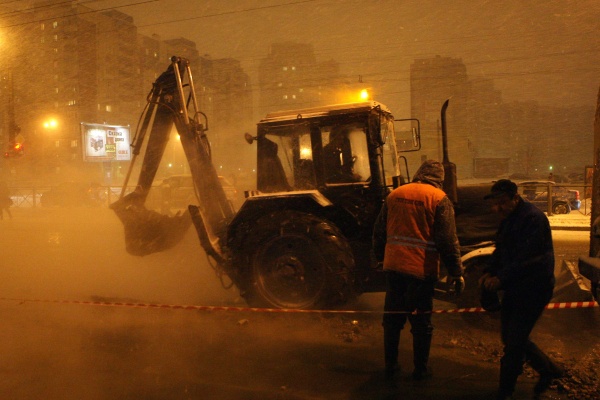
449, 276, 465, 296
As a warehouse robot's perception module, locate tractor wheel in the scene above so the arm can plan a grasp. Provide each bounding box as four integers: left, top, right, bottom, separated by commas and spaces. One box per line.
242, 210, 356, 309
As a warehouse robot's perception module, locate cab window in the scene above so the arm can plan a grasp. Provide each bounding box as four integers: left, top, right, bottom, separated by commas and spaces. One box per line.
321, 124, 369, 184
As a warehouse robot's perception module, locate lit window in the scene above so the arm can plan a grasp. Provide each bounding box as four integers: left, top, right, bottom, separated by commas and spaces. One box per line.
283, 95, 288, 99
53, 34, 58, 41
292, 95, 296, 99
299, 88, 304, 92
291, 66, 296, 70
154, 52, 158, 58
105, 105, 112, 112
71, 140, 78, 148
53, 48, 58, 53
54, 87, 59, 94
277, 82, 283, 87
283, 66, 288, 71
53, 21, 58, 28
40, 23, 45, 30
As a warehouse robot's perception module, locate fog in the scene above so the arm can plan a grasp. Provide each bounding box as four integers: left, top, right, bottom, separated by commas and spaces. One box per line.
0, 208, 595, 399
0, 208, 234, 303
0, 1, 599, 398
2, 0, 597, 184
103, 0, 600, 111
0, 207, 355, 399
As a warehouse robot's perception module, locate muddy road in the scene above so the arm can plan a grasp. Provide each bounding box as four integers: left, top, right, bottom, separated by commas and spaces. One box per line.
0, 208, 597, 399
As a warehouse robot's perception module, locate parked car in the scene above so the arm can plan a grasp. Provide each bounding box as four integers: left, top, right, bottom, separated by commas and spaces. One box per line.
518, 180, 580, 214
40, 182, 98, 207
157, 174, 238, 212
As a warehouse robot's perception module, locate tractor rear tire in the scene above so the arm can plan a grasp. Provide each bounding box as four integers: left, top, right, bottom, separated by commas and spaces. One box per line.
241, 210, 356, 309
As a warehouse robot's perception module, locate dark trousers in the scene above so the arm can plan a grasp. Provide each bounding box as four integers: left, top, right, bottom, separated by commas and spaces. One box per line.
383, 271, 434, 372
498, 286, 558, 396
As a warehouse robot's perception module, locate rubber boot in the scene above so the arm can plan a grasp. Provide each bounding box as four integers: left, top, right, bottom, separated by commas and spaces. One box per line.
497, 357, 520, 399
412, 333, 433, 380
525, 341, 563, 396
383, 320, 401, 379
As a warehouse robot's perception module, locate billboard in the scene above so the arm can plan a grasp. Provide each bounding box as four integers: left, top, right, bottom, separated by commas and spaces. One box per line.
81, 123, 131, 162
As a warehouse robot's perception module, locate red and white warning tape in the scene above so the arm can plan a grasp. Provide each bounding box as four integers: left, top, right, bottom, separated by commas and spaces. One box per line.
0, 297, 597, 314
432, 301, 599, 314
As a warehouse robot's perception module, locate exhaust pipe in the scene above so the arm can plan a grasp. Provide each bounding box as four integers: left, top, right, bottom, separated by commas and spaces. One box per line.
441, 99, 458, 204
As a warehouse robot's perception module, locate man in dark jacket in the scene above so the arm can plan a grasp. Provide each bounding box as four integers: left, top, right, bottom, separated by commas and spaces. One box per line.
373, 159, 464, 382
481, 179, 563, 400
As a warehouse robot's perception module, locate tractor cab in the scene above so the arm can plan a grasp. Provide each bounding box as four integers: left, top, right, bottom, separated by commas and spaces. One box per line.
252, 101, 420, 195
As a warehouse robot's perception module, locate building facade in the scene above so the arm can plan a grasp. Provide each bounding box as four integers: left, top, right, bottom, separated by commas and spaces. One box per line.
409, 55, 593, 180
258, 42, 341, 118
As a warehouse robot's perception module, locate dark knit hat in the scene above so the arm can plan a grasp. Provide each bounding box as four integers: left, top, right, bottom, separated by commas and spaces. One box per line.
484, 179, 518, 200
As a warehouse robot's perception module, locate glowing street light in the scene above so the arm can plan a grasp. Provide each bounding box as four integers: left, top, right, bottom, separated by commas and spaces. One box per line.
43, 119, 58, 129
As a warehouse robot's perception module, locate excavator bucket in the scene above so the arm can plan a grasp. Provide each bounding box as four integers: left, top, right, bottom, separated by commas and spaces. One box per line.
111, 57, 231, 261
110, 192, 192, 256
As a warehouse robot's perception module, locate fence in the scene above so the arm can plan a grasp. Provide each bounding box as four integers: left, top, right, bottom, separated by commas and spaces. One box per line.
544, 183, 591, 216
6, 183, 594, 215
8, 185, 138, 208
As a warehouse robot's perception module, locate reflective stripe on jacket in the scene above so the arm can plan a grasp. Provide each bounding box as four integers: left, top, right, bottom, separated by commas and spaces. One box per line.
383, 182, 446, 280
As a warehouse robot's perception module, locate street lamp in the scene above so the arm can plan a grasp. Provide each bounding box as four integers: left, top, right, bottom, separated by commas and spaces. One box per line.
43, 119, 58, 129
41, 118, 60, 172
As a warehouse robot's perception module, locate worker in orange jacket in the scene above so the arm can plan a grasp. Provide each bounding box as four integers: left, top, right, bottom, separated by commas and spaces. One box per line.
373, 159, 464, 382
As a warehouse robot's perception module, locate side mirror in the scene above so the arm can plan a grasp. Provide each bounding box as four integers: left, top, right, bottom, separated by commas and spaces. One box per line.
244, 132, 257, 145
394, 118, 421, 152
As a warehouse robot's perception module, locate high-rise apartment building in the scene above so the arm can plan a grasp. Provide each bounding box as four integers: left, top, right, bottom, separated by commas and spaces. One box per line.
410, 55, 592, 179
0, 1, 253, 183
410, 55, 474, 177
258, 42, 341, 117
0, 0, 142, 181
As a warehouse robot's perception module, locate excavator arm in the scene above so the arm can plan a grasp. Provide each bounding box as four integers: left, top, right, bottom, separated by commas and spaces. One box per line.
111, 57, 234, 262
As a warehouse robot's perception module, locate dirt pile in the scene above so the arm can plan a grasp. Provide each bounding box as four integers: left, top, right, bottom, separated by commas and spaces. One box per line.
443, 329, 600, 399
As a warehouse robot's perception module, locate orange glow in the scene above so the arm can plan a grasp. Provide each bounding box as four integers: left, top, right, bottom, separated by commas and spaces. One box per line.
43, 119, 58, 129
336, 88, 372, 104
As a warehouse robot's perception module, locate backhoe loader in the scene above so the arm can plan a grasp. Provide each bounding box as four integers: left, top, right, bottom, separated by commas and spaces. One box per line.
111, 57, 499, 309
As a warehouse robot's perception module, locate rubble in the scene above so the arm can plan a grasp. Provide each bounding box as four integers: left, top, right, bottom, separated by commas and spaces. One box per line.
443, 330, 600, 399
